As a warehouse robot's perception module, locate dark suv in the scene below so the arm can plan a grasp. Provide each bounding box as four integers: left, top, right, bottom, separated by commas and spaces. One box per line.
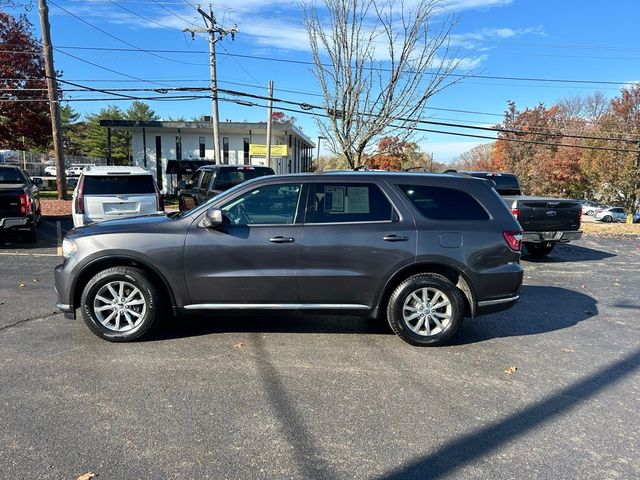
55, 172, 523, 346
178, 165, 275, 211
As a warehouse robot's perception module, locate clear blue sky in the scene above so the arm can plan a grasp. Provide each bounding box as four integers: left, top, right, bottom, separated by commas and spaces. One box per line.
10, 0, 640, 161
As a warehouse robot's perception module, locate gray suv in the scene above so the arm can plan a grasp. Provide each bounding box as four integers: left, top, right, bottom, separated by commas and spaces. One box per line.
55, 172, 524, 346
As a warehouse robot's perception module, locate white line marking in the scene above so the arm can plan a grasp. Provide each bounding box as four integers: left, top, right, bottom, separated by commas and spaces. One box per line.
0, 252, 59, 257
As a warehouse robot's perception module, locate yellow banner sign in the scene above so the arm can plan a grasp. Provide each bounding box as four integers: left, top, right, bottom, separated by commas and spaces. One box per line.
249, 144, 289, 157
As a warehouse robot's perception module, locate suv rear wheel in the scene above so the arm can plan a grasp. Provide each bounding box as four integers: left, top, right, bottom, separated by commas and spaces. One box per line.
80, 266, 162, 341
387, 273, 465, 346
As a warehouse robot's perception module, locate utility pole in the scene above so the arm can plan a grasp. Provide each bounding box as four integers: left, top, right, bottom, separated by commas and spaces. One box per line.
38, 0, 67, 199
266, 81, 273, 169
185, 5, 237, 165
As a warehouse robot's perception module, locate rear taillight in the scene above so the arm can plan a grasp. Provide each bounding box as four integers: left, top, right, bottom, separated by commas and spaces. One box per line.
74, 176, 85, 215
18, 193, 31, 215
503, 230, 523, 252
511, 208, 519, 219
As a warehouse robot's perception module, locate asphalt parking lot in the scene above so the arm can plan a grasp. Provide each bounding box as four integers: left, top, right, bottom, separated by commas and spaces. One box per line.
0, 218, 639, 479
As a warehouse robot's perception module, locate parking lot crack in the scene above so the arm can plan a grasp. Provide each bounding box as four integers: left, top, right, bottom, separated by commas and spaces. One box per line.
0, 311, 60, 334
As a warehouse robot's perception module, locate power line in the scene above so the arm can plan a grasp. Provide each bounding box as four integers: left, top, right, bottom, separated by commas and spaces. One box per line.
54, 48, 179, 87
150, 0, 199, 27
6, 79, 639, 147
5, 44, 639, 87
106, 0, 184, 32
48, 0, 201, 66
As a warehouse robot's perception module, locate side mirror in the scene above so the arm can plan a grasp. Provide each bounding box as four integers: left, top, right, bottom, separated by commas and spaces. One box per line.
33, 177, 43, 186
203, 207, 223, 228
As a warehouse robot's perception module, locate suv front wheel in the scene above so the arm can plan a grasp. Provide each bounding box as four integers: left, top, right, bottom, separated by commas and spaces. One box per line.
80, 266, 162, 341
387, 273, 465, 346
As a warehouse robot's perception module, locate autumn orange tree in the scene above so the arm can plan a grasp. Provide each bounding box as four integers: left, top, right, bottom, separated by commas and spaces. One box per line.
368, 136, 430, 171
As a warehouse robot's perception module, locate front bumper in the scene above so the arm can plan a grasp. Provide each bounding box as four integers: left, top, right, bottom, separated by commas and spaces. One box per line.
54, 260, 77, 319
522, 230, 582, 243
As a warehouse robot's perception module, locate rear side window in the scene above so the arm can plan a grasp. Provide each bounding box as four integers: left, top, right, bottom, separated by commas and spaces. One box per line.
83, 175, 156, 195
398, 184, 489, 221
308, 183, 395, 223
0, 168, 26, 184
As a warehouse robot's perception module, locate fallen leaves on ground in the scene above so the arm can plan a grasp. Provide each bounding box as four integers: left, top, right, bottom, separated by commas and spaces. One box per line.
504, 366, 518, 374
233, 342, 245, 349
40, 199, 72, 217
18, 283, 25, 288
76, 472, 96, 480
581, 222, 640, 237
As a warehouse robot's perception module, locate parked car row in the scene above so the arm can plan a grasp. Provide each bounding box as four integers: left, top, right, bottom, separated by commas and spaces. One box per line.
580, 200, 640, 223
44, 164, 95, 177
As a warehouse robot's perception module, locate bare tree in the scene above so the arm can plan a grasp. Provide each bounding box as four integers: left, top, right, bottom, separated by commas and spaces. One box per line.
304, 0, 460, 168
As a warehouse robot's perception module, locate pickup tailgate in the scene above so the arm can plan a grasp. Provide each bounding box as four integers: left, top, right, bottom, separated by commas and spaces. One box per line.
0, 186, 23, 218
507, 196, 581, 231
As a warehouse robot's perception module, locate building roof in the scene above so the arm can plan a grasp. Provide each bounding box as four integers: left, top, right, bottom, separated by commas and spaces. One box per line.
99, 119, 315, 146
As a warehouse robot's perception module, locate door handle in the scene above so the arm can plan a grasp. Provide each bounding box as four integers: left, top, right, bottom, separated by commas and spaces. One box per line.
383, 234, 409, 242
269, 236, 295, 243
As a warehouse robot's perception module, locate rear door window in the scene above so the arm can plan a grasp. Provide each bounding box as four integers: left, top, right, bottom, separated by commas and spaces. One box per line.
83, 175, 156, 195
307, 183, 395, 223
398, 184, 489, 221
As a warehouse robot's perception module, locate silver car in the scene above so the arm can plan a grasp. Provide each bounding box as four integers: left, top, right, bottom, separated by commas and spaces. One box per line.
595, 207, 640, 223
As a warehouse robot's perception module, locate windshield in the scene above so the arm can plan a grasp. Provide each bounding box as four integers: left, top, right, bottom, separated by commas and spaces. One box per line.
0, 168, 26, 184
213, 167, 274, 190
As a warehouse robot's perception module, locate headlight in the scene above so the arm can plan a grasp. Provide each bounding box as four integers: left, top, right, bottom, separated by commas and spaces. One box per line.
62, 238, 78, 259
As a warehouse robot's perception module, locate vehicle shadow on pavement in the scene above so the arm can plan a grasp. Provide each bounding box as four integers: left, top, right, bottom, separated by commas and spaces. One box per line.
150, 313, 393, 341
374, 346, 640, 480
0, 216, 72, 250
522, 243, 616, 263
452, 285, 597, 345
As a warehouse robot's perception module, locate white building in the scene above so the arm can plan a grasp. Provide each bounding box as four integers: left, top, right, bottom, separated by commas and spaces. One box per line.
99, 120, 316, 193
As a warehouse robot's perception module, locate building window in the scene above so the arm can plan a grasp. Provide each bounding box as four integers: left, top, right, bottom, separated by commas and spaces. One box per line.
176, 136, 182, 160
199, 136, 206, 158
223, 137, 229, 164
155, 136, 163, 190
243, 137, 250, 165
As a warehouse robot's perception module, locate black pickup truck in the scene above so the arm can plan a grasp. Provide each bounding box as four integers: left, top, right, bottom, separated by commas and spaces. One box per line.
0, 165, 43, 242
465, 172, 582, 257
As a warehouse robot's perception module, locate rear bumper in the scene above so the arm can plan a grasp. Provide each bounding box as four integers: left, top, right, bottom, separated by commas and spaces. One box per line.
522, 230, 582, 243
476, 295, 520, 315
0, 216, 31, 229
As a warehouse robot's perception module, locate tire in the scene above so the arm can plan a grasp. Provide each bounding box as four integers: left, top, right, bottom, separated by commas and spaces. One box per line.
387, 273, 465, 347
524, 242, 555, 257
80, 266, 162, 342
603, 215, 613, 223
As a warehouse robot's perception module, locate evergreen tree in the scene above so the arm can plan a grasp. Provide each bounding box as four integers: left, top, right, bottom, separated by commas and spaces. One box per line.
83, 105, 128, 163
